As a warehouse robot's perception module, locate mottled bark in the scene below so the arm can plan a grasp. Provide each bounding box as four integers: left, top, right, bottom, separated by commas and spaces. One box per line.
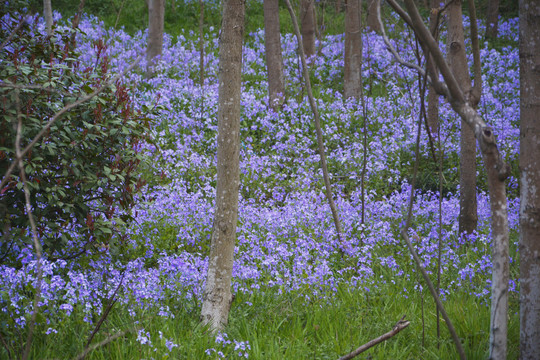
485, 0, 500, 40
146, 0, 165, 77
519, 1, 540, 358
447, 0, 477, 236
300, 0, 316, 59
200, 0, 245, 333
366, 0, 381, 32
264, 0, 286, 110
344, 0, 362, 99
43, 0, 52, 35
387, 0, 509, 358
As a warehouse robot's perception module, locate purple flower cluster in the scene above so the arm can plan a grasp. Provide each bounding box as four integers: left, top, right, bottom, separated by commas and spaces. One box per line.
0, 9, 520, 352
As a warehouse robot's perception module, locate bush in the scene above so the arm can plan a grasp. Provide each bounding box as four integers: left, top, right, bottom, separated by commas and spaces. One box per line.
0, 11, 152, 264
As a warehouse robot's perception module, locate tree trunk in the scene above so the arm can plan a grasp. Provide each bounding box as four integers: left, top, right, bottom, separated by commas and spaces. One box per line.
146, 0, 165, 77
43, 0, 53, 36
264, 0, 286, 110
485, 0, 500, 40
344, 0, 362, 99
300, 0, 316, 59
447, 0, 477, 235
200, 0, 245, 333
519, 0, 540, 358
366, 0, 381, 32
426, 0, 439, 136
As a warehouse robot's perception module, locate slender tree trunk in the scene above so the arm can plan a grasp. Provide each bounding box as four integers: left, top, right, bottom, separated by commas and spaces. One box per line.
519, 1, 540, 358
43, 0, 53, 35
344, 0, 362, 100
264, 0, 286, 110
300, 0, 316, 59
447, 0, 477, 235
366, 0, 381, 32
426, 0, 439, 136
200, 0, 245, 333
485, 0, 500, 40
146, 0, 165, 77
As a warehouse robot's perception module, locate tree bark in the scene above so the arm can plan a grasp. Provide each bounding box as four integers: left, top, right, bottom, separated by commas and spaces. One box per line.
386, 0, 510, 358
344, 0, 362, 100
519, 1, 540, 358
300, 0, 316, 59
43, 0, 53, 36
200, 0, 245, 333
366, 0, 381, 32
485, 0, 500, 40
264, 0, 286, 110
426, 0, 439, 136
146, 0, 165, 77
447, 0, 477, 236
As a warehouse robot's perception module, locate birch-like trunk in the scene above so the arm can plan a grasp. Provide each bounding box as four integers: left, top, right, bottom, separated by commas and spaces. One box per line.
344, 0, 362, 100
200, 0, 245, 333
519, 0, 540, 358
264, 0, 285, 110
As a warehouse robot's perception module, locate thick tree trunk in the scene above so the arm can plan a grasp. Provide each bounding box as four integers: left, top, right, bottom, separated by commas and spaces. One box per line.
200, 0, 245, 333
366, 0, 381, 32
344, 0, 362, 100
485, 0, 500, 40
146, 0, 165, 77
300, 0, 316, 59
43, 0, 53, 35
264, 0, 286, 110
447, 0, 477, 236
519, 1, 540, 358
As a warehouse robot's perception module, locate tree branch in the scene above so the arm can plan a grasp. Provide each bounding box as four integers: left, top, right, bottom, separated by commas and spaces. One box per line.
283, 0, 344, 244
337, 316, 410, 360
402, 0, 464, 104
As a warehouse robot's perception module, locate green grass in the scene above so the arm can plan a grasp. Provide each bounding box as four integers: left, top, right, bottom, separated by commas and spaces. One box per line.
20, 279, 519, 359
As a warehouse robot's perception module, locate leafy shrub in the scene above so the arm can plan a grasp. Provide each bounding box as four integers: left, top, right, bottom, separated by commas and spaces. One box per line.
0, 12, 152, 264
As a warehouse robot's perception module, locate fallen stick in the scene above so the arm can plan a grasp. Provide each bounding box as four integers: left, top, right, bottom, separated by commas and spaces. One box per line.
337, 316, 410, 360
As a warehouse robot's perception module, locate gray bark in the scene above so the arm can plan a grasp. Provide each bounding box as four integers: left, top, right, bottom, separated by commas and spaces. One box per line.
300, 0, 316, 59
344, 0, 363, 100
43, 0, 53, 35
146, 0, 165, 77
200, 0, 245, 333
447, 0, 477, 236
386, 0, 510, 358
519, 0, 540, 358
264, 0, 286, 110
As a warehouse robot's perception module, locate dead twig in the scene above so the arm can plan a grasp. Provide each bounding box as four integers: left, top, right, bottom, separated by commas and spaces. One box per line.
337, 316, 410, 360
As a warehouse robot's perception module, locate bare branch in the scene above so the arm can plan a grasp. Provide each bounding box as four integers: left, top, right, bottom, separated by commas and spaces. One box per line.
15, 89, 44, 360
283, 0, 344, 244
402, 0, 464, 104
0, 55, 142, 191
72, 328, 134, 360
337, 316, 410, 360
376, 0, 449, 97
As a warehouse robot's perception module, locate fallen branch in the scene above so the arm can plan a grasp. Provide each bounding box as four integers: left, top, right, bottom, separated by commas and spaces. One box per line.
72, 328, 134, 360
337, 316, 410, 360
